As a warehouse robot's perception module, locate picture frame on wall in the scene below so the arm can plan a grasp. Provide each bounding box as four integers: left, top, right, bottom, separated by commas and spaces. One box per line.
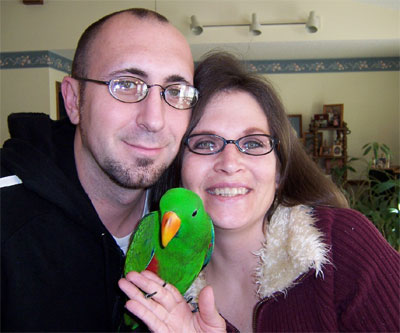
323, 104, 344, 127
288, 114, 303, 138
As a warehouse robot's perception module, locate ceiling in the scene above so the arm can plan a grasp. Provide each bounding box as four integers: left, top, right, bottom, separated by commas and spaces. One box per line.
50, 0, 399, 61
173, 0, 400, 61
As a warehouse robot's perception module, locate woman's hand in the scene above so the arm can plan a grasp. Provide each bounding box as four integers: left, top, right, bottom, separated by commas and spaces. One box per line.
119, 270, 226, 333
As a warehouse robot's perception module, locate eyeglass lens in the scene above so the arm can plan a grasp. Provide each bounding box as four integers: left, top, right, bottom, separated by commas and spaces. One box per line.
109, 77, 198, 109
186, 134, 275, 155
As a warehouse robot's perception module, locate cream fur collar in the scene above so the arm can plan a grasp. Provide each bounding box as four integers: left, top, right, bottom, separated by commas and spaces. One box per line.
185, 205, 330, 301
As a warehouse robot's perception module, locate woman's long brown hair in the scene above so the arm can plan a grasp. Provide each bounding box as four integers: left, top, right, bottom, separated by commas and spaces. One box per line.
150, 52, 348, 220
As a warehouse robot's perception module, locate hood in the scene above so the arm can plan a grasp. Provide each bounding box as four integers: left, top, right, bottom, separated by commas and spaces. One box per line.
185, 205, 330, 301
1, 113, 103, 234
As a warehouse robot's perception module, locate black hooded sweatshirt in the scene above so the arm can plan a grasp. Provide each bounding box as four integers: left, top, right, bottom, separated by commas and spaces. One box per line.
1, 113, 128, 332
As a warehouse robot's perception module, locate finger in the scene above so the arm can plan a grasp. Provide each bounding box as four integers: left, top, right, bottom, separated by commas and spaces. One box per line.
130, 271, 186, 307
125, 271, 178, 310
125, 271, 165, 299
197, 286, 227, 331
125, 299, 169, 333
118, 277, 145, 301
141, 270, 165, 284
141, 271, 187, 304
120, 276, 171, 324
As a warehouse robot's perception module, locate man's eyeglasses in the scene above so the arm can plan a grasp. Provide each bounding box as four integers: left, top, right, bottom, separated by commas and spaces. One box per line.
184, 134, 279, 156
74, 76, 199, 110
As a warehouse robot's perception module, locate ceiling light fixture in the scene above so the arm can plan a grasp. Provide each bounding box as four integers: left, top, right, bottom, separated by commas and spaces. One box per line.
190, 11, 320, 36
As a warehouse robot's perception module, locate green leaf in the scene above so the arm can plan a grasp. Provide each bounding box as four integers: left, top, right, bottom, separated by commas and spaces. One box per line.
372, 142, 379, 158
373, 181, 395, 193
363, 146, 371, 156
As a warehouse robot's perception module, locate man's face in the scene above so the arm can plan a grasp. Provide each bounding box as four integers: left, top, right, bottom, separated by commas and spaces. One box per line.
76, 14, 194, 189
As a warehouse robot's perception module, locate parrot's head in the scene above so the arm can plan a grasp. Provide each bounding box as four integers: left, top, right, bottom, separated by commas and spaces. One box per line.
159, 188, 211, 248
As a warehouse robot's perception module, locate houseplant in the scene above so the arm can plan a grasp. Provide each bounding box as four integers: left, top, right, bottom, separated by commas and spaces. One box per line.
362, 142, 392, 168
331, 146, 399, 251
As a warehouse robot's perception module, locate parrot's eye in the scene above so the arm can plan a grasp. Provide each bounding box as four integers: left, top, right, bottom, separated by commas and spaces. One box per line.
192, 209, 198, 217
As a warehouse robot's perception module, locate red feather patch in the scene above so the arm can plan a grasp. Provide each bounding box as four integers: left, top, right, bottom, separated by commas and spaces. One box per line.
146, 255, 159, 273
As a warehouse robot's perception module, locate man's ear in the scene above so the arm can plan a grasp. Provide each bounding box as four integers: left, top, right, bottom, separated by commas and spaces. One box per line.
61, 76, 81, 125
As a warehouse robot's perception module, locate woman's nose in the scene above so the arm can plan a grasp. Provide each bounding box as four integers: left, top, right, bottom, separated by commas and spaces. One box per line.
214, 143, 244, 174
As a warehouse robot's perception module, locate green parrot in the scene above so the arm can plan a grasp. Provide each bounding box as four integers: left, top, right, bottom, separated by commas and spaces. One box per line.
123, 187, 214, 329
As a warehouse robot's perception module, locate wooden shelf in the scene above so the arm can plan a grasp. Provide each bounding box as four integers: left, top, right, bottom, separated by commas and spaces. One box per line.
315, 155, 345, 159
309, 122, 349, 181
314, 126, 346, 131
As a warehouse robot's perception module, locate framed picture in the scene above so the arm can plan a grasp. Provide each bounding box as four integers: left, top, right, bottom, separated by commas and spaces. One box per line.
332, 144, 342, 157
288, 114, 303, 138
323, 104, 344, 127
304, 131, 323, 156
313, 114, 329, 128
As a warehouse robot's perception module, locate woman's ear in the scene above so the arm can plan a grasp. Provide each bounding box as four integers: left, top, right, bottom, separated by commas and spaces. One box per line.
61, 76, 81, 125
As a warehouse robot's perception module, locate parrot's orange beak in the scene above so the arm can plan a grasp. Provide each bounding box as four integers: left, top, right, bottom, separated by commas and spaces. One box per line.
161, 211, 181, 248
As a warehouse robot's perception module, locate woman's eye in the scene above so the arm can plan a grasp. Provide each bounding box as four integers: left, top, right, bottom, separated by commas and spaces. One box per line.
242, 140, 264, 150
194, 140, 216, 150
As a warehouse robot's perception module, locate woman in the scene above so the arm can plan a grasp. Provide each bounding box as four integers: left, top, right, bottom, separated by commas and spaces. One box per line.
119, 52, 400, 332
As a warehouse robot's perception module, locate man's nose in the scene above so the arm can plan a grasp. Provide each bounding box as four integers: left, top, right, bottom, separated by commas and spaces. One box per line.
135, 87, 166, 132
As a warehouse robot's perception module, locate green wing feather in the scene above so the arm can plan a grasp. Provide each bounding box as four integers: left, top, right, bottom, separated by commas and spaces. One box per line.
202, 221, 214, 270
124, 211, 158, 276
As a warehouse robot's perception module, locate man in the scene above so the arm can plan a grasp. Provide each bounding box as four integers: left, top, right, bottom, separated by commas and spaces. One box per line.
1, 8, 198, 331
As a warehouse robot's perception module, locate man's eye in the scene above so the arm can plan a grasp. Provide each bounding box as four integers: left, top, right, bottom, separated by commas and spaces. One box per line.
167, 88, 181, 97
117, 80, 137, 90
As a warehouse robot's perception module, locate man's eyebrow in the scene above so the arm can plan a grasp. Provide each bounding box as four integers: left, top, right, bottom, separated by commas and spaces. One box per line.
165, 74, 191, 85
108, 69, 191, 85
109, 68, 147, 78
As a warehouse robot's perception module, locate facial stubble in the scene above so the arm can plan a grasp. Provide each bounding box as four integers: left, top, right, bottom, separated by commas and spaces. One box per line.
102, 157, 167, 189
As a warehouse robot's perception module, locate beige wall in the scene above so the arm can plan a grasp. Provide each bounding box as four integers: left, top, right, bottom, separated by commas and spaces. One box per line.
268, 71, 400, 177
0, 68, 66, 143
1, 0, 399, 178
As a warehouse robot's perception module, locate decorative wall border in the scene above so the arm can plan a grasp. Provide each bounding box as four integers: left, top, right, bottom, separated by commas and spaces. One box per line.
1, 50, 399, 74
0, 51, 72, 73
246, 57, 400, 74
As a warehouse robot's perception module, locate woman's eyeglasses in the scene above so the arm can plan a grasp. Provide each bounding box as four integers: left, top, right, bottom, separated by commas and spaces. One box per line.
184, 133, 279, 156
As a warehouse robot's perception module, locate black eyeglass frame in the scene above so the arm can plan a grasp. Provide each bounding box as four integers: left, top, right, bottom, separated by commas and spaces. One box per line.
74, 76, 199, 110
184, 133, 279, 156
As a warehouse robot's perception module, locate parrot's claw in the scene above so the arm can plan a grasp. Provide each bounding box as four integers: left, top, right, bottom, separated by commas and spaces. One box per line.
145, 291, 157, 299
184, 296, 199, 313
191, 303, 199, 313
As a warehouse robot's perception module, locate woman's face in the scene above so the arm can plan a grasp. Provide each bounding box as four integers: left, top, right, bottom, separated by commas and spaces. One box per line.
181, 90, 278, 233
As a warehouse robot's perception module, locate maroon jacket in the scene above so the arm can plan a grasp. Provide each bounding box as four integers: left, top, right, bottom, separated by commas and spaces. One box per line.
187, 206, 400, 332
